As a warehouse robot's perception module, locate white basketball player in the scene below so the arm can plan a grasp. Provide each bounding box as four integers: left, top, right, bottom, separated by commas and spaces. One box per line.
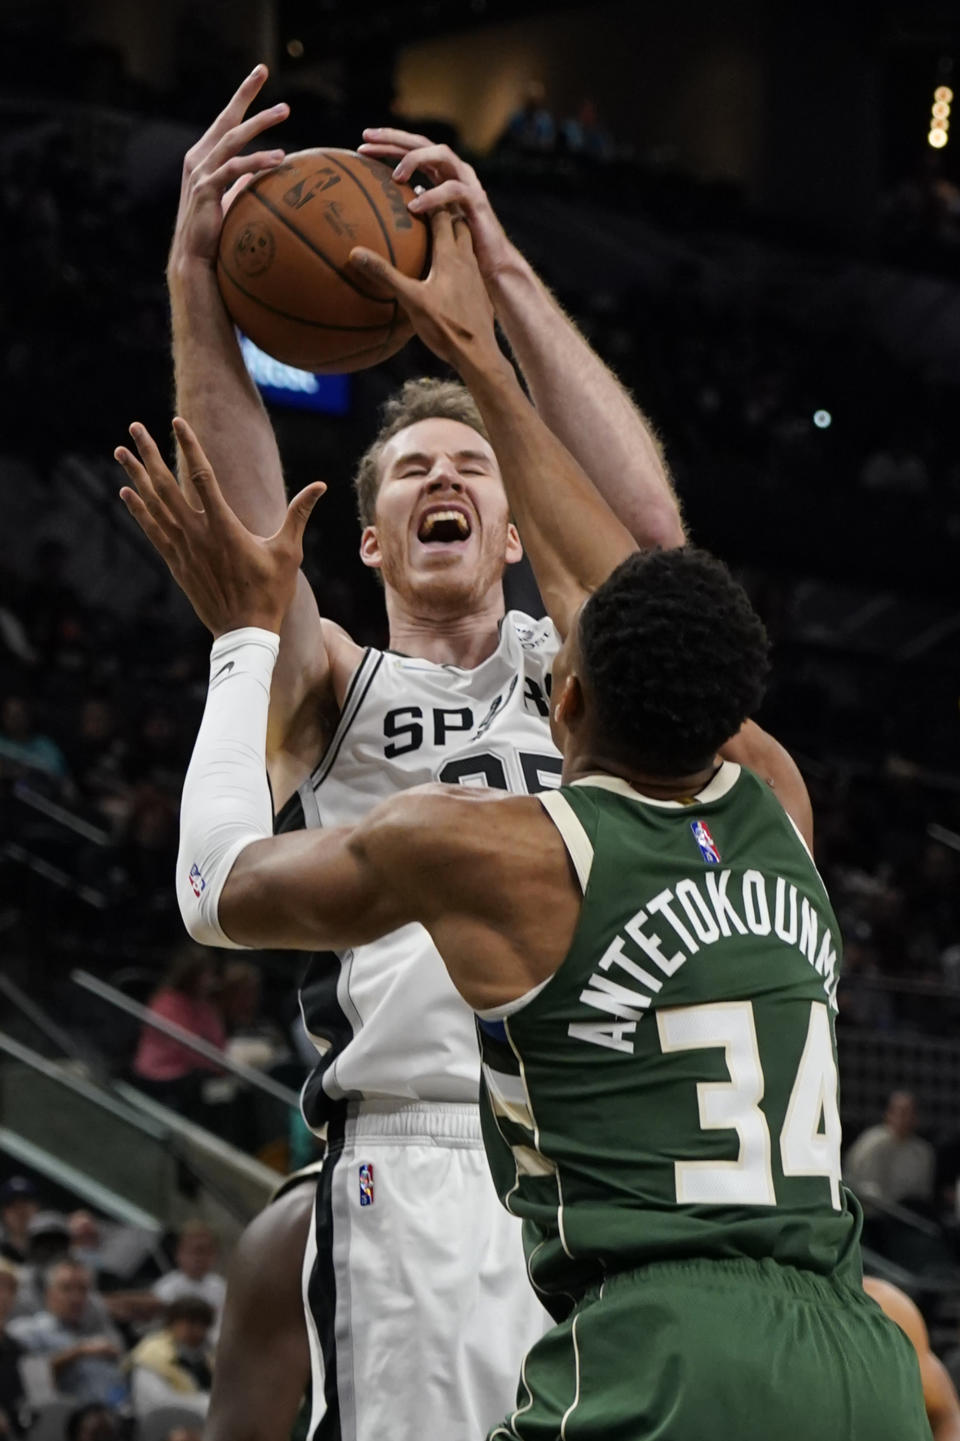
168, 67, 683, 1441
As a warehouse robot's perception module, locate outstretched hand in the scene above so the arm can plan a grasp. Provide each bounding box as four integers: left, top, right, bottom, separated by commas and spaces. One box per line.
169, 65, 289, 270
357, 127, 514, 283
347, 210, 506, 377
117, 419, 324, 637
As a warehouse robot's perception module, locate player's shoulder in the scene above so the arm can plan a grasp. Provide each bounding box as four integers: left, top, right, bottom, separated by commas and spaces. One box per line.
319, 618, 365, 673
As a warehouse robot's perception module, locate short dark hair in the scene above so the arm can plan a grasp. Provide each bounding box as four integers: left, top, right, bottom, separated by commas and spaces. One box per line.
352, 378, 489, 528
65, 1404, 116, 1441
165, 1296, 215, 1327
578, 547, 770, 774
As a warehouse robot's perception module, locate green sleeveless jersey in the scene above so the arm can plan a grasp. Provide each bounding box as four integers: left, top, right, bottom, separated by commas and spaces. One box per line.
476, 762, 862, 1318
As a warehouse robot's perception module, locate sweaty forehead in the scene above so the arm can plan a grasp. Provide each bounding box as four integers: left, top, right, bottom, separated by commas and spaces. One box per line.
380, 417, 498, 474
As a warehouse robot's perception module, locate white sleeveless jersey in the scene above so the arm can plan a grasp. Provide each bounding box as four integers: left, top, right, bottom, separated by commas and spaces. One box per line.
279, 611, 562, 1127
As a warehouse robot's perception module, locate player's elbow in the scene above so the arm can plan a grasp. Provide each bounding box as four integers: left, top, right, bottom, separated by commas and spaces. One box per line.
635, 502, 686, 552
177, 888, 228, 948
175, 841, 259, 951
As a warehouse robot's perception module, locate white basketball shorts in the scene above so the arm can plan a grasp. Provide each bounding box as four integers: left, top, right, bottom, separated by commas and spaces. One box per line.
302, 1100, 550, 1441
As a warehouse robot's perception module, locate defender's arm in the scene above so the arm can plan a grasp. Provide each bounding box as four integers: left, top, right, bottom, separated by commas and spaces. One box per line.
349, 215, 636, 639
348, 218, 813, 846
168, 67, 340, 796
359, 129, 684, 549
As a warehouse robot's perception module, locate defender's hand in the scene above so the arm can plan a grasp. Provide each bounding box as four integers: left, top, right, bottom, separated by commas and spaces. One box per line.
169, 65, 288, 271
117, 419, 324, 637
358, 127, 515, 283
347, 211, 505, 376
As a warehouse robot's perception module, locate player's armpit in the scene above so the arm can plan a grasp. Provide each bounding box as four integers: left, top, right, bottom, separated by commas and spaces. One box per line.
720, 720, 814, 853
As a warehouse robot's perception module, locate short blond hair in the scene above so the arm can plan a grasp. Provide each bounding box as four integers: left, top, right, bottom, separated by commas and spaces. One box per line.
352, 378, 489, 529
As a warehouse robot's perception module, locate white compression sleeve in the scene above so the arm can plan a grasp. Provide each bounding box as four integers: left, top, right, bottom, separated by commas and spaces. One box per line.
176, 627, 280, 948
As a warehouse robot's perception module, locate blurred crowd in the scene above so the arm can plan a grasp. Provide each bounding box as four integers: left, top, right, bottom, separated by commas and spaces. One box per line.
0, 1173, 229, 1440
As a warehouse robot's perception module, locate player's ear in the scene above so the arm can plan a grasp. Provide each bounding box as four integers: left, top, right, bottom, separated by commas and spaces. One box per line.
554, 673, 583, 729
504, 522, 523, 565
359, 525, 382, 570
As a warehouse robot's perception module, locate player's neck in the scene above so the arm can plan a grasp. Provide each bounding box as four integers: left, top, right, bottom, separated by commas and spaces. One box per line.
563, 749, 720, 801
385, 585, 507, 669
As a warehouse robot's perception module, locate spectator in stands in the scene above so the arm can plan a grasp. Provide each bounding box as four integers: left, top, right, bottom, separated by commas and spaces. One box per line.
14, 1212, 74, 1314
499, 81, 556, 153
131, 945, 226, 1117
66, 1212, 162, 1321
0, 697, 69, 792
220, 963, 289, 1074
0, 1261, 28, 1435
845, 1090, 937, 1212
0, 1180, 39, 1265
66, 1215, 106, 1285
8, 1259, 125, 1406
152, 1225, 224, 1340
63, 699, 131, 830
560, 99, 614, 161
64, 1402, 122, 1441
127, 1298, 214, 1417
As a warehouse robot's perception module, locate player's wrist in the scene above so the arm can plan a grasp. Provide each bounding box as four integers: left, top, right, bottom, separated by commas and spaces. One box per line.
210, 618, 283, 642
481, 239, 527, 293
455, 346, 518, 396
167, 246, 217, 290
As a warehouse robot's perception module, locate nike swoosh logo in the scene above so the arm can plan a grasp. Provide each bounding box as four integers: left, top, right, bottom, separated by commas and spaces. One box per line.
211, 660, 236, 685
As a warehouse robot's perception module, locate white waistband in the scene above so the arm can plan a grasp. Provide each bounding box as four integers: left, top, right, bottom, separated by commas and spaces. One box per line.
344, 1099, 483, 1146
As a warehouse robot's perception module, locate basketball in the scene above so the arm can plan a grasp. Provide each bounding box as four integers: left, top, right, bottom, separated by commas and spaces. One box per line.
217, 148, 429, 373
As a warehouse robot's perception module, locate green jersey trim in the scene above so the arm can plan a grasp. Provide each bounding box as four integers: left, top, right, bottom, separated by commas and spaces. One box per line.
538, 789, 594, 892
570, 760, 741, 809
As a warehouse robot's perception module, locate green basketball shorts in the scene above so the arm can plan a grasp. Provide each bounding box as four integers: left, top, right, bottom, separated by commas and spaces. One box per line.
489, 1256, 930, 1440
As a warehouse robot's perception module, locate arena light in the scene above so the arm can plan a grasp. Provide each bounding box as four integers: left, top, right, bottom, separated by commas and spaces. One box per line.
928, 83, 952, 148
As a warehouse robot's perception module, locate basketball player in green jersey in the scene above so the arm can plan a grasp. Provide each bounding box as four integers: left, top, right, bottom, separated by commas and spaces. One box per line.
117, 212, 928, 1438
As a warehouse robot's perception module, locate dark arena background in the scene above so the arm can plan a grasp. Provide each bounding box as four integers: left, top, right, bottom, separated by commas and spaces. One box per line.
1, 0, 960, 1431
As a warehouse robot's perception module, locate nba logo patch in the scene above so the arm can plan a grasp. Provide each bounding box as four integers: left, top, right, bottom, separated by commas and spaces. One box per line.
188, 864, 206, 898
691, 819, 721, 865
358, 1162, 374, 1207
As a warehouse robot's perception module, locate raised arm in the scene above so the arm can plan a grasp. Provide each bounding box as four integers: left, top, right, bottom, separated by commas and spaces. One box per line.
349, 213, 635, 638
167, 67, 346, 800
357, 130, 684, 549
349, 216, 814, 848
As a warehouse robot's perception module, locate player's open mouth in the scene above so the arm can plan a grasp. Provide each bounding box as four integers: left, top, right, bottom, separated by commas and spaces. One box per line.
416, 507, 473, 544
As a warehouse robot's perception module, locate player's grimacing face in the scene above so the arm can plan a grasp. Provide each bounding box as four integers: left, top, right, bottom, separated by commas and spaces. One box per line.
360, 418, 521, 605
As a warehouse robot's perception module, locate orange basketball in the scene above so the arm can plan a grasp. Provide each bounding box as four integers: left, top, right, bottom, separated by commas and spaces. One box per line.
217, 148, 429, 374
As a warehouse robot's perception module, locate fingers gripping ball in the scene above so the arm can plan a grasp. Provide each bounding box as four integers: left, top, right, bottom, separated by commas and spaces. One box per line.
217, 148, 429, 373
